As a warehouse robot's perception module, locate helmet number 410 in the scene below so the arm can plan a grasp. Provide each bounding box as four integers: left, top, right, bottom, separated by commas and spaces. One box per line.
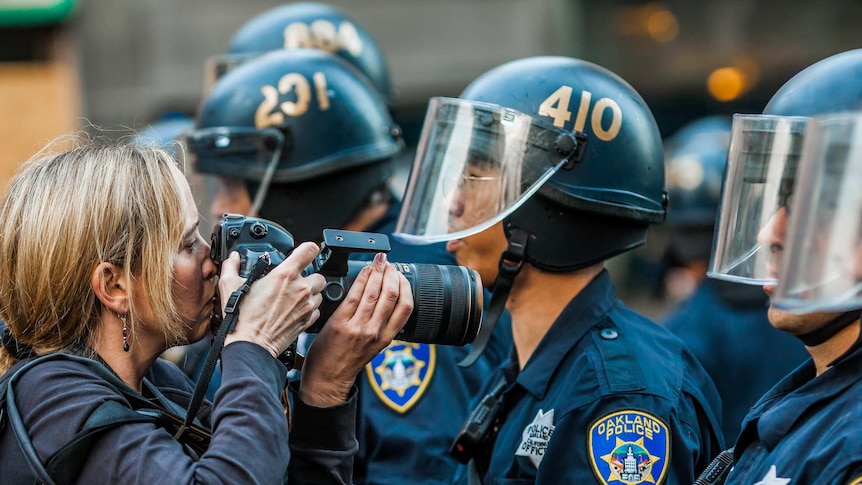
538, 86, 623, 142
256, 72, 331, 129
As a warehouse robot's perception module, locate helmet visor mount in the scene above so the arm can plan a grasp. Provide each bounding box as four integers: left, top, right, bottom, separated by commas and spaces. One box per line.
773, 112, 862, 313
183, 126, 285, 220
708, 114, 808, 285
394, 97, 577, 244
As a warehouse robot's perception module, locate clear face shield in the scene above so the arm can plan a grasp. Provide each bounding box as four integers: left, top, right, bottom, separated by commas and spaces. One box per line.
394, 97, 577, 244
181, 127, 286, 223
772, 112, 862, 313
708, 114, 809, 285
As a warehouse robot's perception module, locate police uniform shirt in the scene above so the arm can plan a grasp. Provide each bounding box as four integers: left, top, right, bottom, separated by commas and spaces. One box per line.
353, 200, 513, 485
725, 341, 862, 485
453, 270, 723, 484
662, 279, 808, 443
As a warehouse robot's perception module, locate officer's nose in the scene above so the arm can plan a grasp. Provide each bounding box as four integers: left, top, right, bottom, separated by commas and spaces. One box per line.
757, 207, 789, 281
449, 190, 465, 219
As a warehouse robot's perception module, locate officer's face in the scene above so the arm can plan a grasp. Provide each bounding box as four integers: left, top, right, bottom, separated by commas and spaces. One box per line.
758, 206, 844, 336
446, 159, 503, 234
210, 176, 254, 221
445, 160, 508, 287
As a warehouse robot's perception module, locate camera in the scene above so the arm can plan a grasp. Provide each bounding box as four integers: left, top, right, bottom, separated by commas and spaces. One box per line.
210, 214, 484, 346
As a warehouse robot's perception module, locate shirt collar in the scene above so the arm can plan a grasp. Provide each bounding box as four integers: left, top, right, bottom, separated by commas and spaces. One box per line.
749, 343, 862, 449
514, 269, 618, 399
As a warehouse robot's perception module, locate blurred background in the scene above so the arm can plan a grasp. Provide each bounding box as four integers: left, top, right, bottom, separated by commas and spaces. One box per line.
2, 0, 860, 315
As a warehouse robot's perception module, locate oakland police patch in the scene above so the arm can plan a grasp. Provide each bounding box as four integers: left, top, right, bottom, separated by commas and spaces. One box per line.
365, 341, 436, 414
588, 410, 671, 485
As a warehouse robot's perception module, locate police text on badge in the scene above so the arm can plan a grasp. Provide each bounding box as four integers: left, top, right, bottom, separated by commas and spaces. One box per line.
596, 413, 664, 440
515, 409, 555, 468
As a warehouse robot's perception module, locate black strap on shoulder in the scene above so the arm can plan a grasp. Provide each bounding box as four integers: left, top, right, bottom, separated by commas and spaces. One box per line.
178, 253, 272, 441
459, 228, 529, 367
2, 352, 213, 484
46, 400, 159, 484
0, 353, 134, 485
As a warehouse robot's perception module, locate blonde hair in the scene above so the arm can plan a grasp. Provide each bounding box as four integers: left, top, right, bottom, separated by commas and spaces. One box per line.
0, 136, 189, 375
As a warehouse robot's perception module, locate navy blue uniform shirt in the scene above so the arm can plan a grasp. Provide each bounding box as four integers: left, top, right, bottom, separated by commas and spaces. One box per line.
353, 200, 513, 485
662, 279, 808, 443
725, 341, 862, 485
453, 270, 723, 484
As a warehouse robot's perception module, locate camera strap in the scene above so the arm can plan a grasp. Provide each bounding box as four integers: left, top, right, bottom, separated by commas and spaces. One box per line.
459, 228, 529, 367
178, 253, 272, 442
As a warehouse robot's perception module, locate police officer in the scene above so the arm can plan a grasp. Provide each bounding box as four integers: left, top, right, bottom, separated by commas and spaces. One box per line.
708, 48, 862, 484
659, 117, 807, 444
186, 47, 511, 485
394, 56, 723, 484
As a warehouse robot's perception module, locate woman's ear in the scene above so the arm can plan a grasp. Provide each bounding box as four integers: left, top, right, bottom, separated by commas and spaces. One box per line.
92, 262, 129, 315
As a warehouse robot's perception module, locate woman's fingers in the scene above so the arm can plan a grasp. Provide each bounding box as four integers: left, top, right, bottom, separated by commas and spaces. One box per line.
367, 263, 403, 332
381, 272, 413, 342
276, 241, 321, 277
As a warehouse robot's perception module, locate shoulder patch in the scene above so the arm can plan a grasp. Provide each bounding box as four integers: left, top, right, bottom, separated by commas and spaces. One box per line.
365, 341, 436, 414
588, 409, 671, 485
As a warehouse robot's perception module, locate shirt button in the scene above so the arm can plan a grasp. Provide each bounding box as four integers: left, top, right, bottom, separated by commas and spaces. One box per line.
600, 328, 619, 340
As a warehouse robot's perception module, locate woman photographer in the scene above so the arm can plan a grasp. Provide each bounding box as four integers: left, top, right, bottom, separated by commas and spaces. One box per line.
0, 139, 413, 484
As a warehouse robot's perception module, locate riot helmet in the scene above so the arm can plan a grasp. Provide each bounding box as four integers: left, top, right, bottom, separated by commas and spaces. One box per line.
709, 48, 862, 286
205, 2, 393, 107
664, 116, 732, 263
395, 56, 667, 273
186, 48, 402, 242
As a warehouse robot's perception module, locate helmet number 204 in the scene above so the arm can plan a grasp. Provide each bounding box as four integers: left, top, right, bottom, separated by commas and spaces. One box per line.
538, 86, 623, 142
255, 72, 331, 128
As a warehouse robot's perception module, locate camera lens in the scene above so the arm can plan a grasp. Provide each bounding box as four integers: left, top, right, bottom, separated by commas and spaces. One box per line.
311, 261, 483, 346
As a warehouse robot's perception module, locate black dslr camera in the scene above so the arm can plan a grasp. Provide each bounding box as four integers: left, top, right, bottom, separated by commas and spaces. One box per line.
210, 214, 483, 346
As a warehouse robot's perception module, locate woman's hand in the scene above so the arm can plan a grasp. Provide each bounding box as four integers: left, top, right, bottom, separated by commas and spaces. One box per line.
219, 242, 327, 358
300, 253, 413, 407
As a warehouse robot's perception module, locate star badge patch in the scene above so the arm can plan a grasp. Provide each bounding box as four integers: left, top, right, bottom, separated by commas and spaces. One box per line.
588, 410, 671, 485
514, 409, 555, 468
365, 341, 436, 413
754, 465, 790, 485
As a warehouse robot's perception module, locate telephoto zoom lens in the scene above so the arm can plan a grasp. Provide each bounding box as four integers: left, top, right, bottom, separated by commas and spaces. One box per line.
309, 261, 483, 346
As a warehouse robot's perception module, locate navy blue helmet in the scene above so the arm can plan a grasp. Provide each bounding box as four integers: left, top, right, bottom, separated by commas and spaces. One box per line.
765, 48, 862, 117
463, 56, 667, 271
187, 49, 402, 242
221, 2, 393, 106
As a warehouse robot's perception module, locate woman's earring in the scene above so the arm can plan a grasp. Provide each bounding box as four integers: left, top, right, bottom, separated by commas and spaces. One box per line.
121, 313, 130, 352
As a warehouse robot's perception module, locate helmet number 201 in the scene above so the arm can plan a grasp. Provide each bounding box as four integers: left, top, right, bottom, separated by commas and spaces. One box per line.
538, 86, 622, 142
255, 72, 331, 129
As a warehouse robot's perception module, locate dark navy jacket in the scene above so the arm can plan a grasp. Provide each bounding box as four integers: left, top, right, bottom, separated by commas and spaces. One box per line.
452, 270, 723, 484
725, 341, 862, 485
353, 200, 512, 485
662, 279, 808, 443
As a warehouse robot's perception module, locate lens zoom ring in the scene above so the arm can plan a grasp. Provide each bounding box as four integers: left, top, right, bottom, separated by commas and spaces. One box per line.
415, 265, 444, 342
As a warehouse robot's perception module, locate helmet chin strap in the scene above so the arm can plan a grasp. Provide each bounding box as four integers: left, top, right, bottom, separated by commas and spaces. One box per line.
798, 310, 862, 347
250, 130, 285, 216
458, 228, 530, 367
